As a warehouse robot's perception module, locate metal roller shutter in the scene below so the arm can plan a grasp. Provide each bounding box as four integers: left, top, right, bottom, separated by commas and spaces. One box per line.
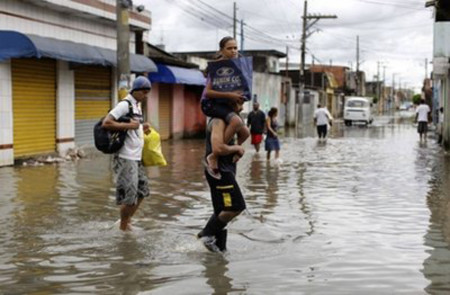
158, 84, 172, 140
12, 59, 56, 158
74, 66, 111, 146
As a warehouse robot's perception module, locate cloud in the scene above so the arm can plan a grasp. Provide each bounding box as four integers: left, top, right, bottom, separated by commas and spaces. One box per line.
140, 0, 434, 92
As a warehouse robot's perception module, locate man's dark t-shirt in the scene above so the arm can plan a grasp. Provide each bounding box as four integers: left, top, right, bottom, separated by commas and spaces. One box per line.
247, 110, 266, 134
205, 119, 236, 174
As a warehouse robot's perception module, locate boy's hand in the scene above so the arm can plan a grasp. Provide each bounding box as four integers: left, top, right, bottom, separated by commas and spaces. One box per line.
229, 92, 245, 104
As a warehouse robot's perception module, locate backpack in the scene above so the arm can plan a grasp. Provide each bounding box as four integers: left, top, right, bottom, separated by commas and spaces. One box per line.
93, 100, 133, 154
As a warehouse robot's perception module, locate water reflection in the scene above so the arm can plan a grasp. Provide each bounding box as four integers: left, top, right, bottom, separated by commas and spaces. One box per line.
0, 114, 449, 293
201, 255, 246, 295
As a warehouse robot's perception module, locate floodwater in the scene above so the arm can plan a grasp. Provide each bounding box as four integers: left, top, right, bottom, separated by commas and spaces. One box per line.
1, 112, 450, 294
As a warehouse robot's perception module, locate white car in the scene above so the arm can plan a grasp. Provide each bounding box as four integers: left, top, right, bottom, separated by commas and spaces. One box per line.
344, 96, 373, 126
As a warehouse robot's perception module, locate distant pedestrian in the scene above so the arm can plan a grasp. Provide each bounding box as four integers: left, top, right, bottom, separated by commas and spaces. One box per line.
247, 102, 266, 152
201, 36, 250, 179
102, 76, 152, 231
313, 104, 333, 141
415, 99, 431, 141
438, 106, 444, 145
265, 107, 280, 161
197, 118, 246, 253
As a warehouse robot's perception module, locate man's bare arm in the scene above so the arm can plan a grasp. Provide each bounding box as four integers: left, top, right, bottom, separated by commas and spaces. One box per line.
102, 114, 139, 131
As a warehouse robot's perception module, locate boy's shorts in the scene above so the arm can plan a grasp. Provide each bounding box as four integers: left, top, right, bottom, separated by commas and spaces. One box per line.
201, 98, 236, 123
113, 156, 150, 205
205, 170, 246, 216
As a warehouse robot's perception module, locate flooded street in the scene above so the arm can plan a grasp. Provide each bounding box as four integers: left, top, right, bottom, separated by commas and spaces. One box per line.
2, 113, 450, 294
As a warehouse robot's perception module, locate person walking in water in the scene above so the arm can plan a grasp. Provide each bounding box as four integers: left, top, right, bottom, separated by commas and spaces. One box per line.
265, 107, 281, 161
197, 118, 246, 253
313, 104, 333, 141
247, 101, 266, 152
415, 99, 430, 141
201, 36, 250, 179
102, 76, 152, 231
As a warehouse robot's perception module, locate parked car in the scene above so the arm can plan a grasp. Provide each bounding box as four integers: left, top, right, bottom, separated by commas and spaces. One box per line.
344, 96, 373, 126
399, 102, 413, 111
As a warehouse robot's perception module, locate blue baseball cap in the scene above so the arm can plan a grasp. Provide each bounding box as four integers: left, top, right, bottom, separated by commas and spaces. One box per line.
131, 76, 151, 93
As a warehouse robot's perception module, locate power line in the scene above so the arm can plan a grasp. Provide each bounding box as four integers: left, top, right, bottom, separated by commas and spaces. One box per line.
352, 0, 424, 10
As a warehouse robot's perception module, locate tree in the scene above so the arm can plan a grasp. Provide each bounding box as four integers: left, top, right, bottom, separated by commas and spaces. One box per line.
412, 94, 421, 105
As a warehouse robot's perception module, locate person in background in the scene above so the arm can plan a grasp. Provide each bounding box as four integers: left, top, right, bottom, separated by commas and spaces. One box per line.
313, 104, 333, 141
415, 99, 431, 141
438, 106, 444, 145
247, 102, 266, 152
265, 107, 281, 161
102, 76, 152, 231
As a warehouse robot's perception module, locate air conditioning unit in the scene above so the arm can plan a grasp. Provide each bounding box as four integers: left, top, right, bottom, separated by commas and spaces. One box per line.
433, 57, 450, 75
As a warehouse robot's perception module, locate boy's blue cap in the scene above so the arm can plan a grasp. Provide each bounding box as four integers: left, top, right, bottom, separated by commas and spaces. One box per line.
131, 76, 151, 93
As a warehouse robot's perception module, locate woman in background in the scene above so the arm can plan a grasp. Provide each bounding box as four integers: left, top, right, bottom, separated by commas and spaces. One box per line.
265, 107, 280, 161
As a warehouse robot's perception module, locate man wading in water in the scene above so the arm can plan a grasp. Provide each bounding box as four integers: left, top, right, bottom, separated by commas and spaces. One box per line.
197, 118, 246, 252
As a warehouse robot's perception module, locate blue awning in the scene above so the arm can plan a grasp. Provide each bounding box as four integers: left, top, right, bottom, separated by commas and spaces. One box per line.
0, 31, 157, 72
148, 63, 206, 86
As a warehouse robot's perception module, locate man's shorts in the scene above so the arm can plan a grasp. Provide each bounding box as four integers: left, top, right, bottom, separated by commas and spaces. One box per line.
418, 121, 428, 134
205, 170, 246, 216
113, 156, 150, 205
251, 133, 263, 145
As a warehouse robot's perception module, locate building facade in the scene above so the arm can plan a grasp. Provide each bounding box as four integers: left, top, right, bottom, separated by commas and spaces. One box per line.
146, 44, 206, 140
431, 1, 450, 149
0, 0, 156, 166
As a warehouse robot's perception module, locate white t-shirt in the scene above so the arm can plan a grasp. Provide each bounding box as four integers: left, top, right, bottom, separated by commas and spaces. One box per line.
109, 94, 144, 161
416, 104, 430, 122
314, 107, 333, 126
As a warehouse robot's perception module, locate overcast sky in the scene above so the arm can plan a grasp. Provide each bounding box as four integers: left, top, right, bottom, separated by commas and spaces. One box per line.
137, 0, 434, 93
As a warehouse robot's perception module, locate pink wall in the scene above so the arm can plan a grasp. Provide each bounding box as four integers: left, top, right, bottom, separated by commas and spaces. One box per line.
184, 87, 206, 138
146, 83, 160, 131
171, 84, 185, 139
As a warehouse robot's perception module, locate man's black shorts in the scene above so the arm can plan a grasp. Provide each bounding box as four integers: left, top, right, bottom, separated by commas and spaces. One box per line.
205, 170, 246, 216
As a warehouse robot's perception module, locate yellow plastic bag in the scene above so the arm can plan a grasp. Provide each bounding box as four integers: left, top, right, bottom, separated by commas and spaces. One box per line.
142, 128, 167, 167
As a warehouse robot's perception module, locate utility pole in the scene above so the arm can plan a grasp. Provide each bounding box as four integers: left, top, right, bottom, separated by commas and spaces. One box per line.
425, 58, 428, 79
116, 0, 132, 99
376, 61, 380, 103
286, 46, 289, 79
233, 2, 237, 40
392, 73, 396, 112
356, 35, 360, 95
300, 0, 337, 87
382, 65, 386, 113
297, 0, 336, 128
240, 19, 244, 53
300, 0, 308, 86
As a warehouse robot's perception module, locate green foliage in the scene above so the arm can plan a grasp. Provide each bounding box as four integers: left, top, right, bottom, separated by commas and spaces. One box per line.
412, 94, 421, 105
372, 96, 378, 104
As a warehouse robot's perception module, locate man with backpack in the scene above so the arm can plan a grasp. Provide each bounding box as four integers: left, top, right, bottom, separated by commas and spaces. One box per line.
102, 76, 152, 231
